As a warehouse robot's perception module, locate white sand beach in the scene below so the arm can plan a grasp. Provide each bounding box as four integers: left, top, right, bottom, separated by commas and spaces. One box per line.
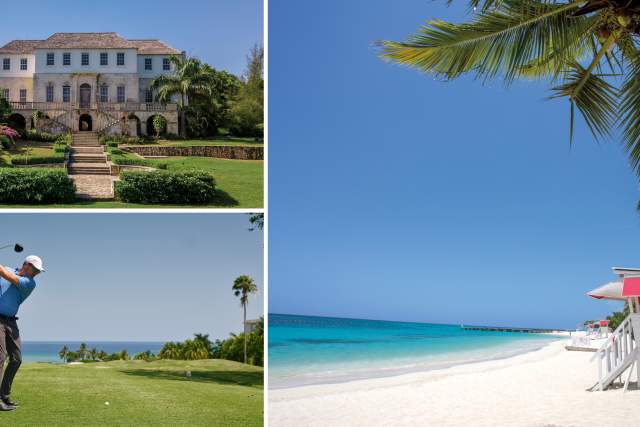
269, 335, 640, 426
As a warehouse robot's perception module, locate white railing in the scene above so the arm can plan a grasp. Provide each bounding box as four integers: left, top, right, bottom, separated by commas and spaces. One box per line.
591, 313, 638, 391
10, 101, 177, 112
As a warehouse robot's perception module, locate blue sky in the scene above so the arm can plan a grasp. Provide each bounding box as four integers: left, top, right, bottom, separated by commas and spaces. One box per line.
269, 0, 640, 329
1, 214, 263, 341
0, 0, 263, 75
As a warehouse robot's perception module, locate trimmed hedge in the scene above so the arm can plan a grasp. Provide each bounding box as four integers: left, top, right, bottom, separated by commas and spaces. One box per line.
0, 168, 75, 203
100, 135, 147, 145
53, 142, 68, 153
11, 152, 65, 165
115, 170, 216, 204
112, 156, 153, 167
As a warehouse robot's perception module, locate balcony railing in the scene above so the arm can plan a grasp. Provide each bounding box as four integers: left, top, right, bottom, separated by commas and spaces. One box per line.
9, 101, 177, 112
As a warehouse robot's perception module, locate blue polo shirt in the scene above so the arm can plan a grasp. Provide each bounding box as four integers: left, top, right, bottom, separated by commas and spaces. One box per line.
0, 267, 36, 317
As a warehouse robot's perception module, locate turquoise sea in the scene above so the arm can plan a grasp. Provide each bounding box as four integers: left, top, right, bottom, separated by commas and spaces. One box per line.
21, 342, 165, 363
269, 314, 565, 388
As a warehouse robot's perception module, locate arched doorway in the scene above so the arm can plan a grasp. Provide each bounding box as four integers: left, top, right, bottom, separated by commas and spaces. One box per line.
7, 113, 26, 132
79, 83, 91, 108
79, 114, 92, 131
128, 113, 141, 136
146, 114, 166, 137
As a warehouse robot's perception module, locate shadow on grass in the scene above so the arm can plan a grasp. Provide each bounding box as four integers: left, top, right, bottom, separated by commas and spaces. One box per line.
119, 369, 263, 388
211, 188, 239, 207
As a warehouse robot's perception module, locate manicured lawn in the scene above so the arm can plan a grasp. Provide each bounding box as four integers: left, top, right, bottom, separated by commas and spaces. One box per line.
5, 139, 55, 156
0, 157, 263, 208
0, 139, 263, 208
5, 359, 263, 426
1, 140, 55, 165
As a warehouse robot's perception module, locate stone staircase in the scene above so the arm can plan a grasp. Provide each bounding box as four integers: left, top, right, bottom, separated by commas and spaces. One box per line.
68, 132, 110, 175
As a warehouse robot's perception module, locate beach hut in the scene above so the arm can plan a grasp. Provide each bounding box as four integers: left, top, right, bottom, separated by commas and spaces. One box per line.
587, 267, 640, 392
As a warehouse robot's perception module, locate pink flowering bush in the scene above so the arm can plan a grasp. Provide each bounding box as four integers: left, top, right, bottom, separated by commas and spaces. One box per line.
0, 125, 19, 139
0, 125, 19, 148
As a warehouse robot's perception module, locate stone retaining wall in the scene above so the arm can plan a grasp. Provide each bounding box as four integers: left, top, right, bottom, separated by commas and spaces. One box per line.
121, 145, 264, 160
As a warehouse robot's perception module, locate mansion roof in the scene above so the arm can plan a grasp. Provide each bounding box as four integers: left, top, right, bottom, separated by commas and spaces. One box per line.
0, 33, 181, 55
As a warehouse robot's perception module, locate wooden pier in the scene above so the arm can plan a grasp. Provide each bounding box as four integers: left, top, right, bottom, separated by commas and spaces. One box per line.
460, 325, 566, 334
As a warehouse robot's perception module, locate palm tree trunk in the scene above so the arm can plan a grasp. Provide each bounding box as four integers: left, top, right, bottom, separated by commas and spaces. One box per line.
180, 92, 187, 137
243, 303, 247, 364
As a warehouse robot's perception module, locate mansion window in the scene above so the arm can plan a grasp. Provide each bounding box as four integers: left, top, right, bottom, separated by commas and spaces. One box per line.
145, 58, 152, 70
100, 52, 108, 66
2, 58, 9, 70
117, 52, 125, 66
63, 53, 71, 66
117, 86, 125, 103
145, 89, 153, 103
46, 84, 54, 102
100, 85, 109, 102
81, 53, 89, 66
20, 58, 27, 70
63, 85, 70, 103
19, 89, 26, 103
163, 58, 170, 70
2, 89, 9, 100
46, 53, 54, 66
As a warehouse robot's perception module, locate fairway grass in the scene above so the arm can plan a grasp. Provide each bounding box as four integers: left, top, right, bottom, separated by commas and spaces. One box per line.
4, 359, 263, 426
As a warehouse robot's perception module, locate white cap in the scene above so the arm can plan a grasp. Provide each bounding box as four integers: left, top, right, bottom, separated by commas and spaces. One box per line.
25, 255, 45, 272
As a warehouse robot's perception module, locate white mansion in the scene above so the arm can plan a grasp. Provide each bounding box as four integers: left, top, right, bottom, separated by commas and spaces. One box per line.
0, 32, 181, 135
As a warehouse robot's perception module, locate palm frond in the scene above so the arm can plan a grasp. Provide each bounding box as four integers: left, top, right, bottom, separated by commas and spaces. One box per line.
551, 62, 618, 143
381, 0, 588, 83
619, 46, 640, 174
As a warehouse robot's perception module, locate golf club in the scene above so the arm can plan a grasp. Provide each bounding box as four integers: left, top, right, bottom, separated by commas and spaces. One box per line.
0, 243, 24, 253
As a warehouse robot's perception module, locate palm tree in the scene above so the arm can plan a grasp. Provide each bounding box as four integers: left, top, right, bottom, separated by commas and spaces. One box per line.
232, 275, 258, 364
58, 345, 69, 362
150, 55, 218, 137
77, 343, 88, 360
193, 333, 214, 357
380, 0, 640, 179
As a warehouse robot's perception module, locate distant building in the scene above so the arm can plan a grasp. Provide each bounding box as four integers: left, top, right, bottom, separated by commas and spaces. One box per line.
0, 32, 181, 135
245, 319, 261, 333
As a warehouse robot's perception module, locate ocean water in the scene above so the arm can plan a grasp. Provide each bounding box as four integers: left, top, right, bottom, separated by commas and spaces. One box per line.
21, 342, 165, 363
269, 314, 565, 388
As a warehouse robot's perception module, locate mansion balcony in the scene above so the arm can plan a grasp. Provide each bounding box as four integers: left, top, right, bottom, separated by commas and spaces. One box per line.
7, 101, 179, 135
9, 101, 177, 113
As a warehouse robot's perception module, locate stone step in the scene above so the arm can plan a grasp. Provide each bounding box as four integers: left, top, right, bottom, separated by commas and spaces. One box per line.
72, 142, 101, 147
68, 169, 111, 176
70, 175, 115, 200
71, 147, 104, 154
70, 156, 107, 163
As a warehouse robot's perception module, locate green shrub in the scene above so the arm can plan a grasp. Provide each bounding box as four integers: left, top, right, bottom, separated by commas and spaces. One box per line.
0, 135, 10, 149
111, 155, 153, 167
115, 170, 216, 204
11, 152, 65, 165
106, 141, 119, 148
53, 143, 68, 153
0, 168, 75, 203
100, 135, 146, 145
55, 133, 72, 144
107, 147, 124, 155
25, 129, 60, 142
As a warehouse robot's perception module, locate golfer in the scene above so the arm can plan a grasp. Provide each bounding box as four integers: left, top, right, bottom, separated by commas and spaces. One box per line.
0, 255, 44, 411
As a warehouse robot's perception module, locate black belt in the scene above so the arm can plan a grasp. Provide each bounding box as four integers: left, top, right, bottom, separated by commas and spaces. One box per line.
0, 314, 17, 321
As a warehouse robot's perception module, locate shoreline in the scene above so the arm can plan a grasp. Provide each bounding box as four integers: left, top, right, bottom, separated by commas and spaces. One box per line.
269, 335, 640, 426
270, 332, 568, 390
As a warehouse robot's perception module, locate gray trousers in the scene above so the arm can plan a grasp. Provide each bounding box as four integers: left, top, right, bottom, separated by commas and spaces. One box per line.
0, 317, 21, 398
